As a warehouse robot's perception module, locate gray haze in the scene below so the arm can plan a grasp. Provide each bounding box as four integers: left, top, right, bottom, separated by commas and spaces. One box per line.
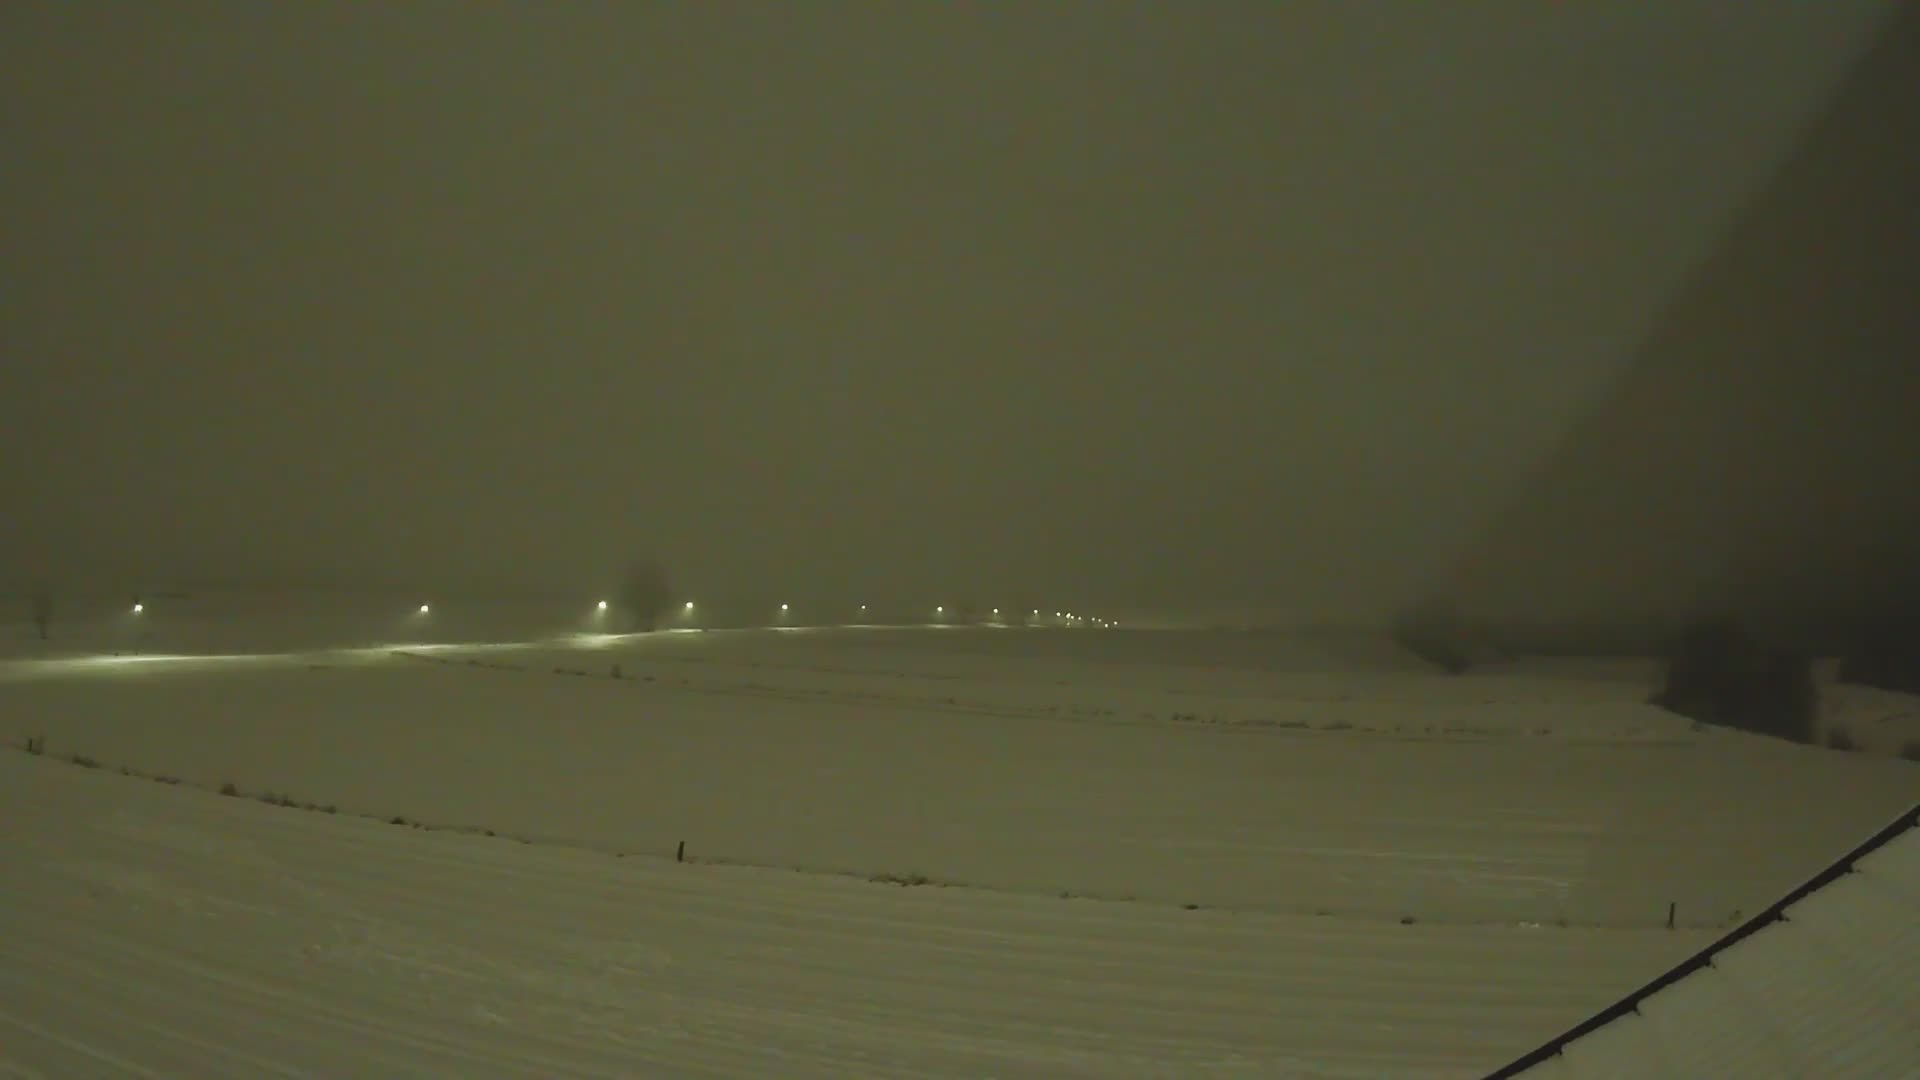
1443, 1, 1920, 633
1, 2, 1897, 616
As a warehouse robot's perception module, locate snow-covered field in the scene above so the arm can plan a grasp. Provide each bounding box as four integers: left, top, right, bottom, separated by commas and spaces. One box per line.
2, 750, 1710, 1079
3, 615, 1916, 1076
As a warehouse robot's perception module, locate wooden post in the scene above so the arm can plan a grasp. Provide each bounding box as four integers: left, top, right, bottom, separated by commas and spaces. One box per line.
1667, 901, 1676, 929
676, 840, 686, 863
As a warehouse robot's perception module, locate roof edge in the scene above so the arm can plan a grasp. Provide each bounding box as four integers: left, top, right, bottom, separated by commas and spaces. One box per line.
1485, 800, 1920, 1078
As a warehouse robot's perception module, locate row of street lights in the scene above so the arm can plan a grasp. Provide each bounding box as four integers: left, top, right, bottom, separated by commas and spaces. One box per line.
121, 597, 1114, 629
428, 599, 1115, 627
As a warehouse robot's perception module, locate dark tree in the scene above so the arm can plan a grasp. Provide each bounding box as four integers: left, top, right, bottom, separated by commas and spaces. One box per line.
1651, 619, 1815, 744
615, 559, 670, 633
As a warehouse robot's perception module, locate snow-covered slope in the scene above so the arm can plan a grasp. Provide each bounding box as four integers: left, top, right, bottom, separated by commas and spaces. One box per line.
0, 750, 1706, 1078
1816, 682, 1920, 757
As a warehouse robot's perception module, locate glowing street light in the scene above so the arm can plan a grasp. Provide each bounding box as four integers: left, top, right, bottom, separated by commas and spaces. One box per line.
780, 603, 790, 612
131, 602, 144, 614
596, 600, 609, 611
935, 605, 944, 614
684, 600, 695, 611
418, 604, 431, 614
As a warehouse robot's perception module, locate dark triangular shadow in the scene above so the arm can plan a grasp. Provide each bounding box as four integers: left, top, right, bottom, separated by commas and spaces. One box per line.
1439, 5, 1920, 651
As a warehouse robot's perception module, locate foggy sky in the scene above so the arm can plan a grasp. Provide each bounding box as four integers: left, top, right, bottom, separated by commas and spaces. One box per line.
1, 2, 1896, 615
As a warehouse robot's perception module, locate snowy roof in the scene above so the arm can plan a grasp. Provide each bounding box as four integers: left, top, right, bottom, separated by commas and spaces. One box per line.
1489, 803, 1920, 1079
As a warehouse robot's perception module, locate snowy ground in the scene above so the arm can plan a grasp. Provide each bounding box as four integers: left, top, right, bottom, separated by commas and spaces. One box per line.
3, 616, 1916, 1076
1814, 681, 1920, 757
1, 750, 1710, 1079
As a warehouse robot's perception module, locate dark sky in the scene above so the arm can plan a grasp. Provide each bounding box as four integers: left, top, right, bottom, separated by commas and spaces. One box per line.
1, 2, 1894, 615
